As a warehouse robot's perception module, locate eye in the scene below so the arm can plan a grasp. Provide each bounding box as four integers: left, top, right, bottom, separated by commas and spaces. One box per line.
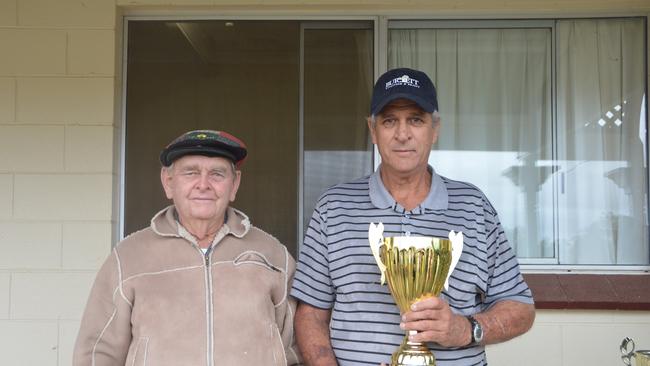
182, 170, 199, 177
209, 170, 227, 180
381, 118, 397, 127
409, 117, 425, 125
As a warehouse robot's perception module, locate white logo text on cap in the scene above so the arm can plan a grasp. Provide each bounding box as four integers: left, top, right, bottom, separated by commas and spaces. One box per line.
385, 75, 420, 90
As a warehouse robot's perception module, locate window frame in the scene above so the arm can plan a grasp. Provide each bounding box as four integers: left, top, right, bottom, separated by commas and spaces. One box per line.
385, 17, 650, 272
118, 13, 650, 310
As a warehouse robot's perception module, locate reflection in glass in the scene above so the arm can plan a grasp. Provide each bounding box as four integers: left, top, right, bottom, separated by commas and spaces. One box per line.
125, 21, 376, 257
389, 27, 555, 260
557, 19, 647, 264
388, 18, 649, 265
125, 21, 300, 256
303, 27, 374, 232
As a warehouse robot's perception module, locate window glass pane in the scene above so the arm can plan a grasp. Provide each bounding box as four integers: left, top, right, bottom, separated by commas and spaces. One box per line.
125, 20, 300, 255
557, 18, 648, 265
388, 27, 555, 260
303, 27, 374, 232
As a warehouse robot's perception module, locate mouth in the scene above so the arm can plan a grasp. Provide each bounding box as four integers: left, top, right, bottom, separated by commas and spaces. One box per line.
393, 148, 416, 154
191, 197, 216, 202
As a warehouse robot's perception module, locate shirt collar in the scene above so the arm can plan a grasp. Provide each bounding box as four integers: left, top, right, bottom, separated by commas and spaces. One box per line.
369, 165, 448, 212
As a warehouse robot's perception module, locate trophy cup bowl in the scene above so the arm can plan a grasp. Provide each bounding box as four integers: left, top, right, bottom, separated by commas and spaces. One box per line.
379, 236, 453, 366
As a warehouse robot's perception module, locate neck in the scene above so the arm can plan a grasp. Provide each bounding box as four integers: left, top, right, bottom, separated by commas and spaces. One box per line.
179, 217, 225, 249
380, 166, 432, 211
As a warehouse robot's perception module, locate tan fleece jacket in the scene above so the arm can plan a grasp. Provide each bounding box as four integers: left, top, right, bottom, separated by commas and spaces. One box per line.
73, 205, 301, 366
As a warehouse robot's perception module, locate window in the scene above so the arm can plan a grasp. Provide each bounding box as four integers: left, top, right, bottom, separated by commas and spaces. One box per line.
122, 17, 648, 270
123, 19, 374, 257
388, 18, 648, 267
302, 23, 374, 232
125, 21, 300, 257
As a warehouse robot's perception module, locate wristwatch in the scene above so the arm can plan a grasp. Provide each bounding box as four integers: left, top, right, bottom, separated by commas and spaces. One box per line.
466, 315, 484, 345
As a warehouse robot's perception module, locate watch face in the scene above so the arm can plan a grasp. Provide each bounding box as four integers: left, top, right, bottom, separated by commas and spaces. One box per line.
468, 316, 483, 344
473, 322, 483, 342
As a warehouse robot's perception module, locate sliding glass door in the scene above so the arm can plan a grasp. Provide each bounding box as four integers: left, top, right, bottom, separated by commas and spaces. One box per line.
123, 19, 374, 256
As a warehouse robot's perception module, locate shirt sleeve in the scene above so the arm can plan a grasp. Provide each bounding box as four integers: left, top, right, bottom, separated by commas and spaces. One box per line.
290, 196, 336, 309
483, 198, 535, 307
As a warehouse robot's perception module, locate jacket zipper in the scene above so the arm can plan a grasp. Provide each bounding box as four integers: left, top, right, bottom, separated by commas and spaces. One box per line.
202, 247, 214, 366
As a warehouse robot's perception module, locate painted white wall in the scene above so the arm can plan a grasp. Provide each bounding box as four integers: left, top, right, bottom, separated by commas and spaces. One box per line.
488, 310, 650, 365
0, 1, 647, 365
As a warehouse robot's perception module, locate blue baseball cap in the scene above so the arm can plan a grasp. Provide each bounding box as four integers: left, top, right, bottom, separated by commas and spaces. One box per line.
370, 68, 438, 115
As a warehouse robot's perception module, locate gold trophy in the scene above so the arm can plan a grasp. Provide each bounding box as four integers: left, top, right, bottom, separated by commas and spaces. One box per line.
369, 223, 463, 366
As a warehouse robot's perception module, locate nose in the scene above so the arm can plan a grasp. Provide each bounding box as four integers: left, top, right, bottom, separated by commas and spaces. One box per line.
195, 171, 211, 190
394, 120, 411, 141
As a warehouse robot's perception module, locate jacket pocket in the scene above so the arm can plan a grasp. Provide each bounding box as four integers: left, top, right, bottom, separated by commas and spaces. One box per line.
269, 323, 287, 366
126, 337, 149, 366
233, 251, 282, 272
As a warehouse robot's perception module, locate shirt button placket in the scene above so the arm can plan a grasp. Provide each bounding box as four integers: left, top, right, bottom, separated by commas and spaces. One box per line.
402, 213, 410, 236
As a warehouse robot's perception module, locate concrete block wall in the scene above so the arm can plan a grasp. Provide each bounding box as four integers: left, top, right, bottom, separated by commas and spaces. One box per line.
0, 0, 648, 365
0, 0, 116, 365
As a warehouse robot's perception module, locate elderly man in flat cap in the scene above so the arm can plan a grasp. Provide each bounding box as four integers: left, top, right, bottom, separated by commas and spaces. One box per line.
73, 130, 301, 366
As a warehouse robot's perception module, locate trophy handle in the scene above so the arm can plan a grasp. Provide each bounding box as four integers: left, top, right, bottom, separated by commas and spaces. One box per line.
444, 231, 464, 290
368, 222, 387, 284
621, 337, 635, 365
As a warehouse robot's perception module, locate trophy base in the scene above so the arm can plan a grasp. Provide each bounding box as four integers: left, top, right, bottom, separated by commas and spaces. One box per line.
390, 334, 436, 366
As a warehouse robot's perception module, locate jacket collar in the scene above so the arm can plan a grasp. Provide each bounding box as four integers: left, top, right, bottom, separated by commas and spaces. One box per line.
151, 205, 251, 245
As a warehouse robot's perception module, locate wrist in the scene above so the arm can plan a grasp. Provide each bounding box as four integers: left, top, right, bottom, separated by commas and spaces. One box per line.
466, 315, 484, 346
463, 316, 473, 346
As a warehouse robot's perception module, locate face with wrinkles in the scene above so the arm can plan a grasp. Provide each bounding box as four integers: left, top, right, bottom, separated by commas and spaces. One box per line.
368, 99, 439, 178
161, 155, 240, 227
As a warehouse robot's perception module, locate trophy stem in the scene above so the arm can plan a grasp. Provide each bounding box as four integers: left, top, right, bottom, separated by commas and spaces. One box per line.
391, 330, 436, 366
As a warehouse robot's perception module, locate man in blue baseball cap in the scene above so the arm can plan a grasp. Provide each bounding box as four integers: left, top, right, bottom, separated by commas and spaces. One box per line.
74, 129, 301, 365
292, 68, 535, 365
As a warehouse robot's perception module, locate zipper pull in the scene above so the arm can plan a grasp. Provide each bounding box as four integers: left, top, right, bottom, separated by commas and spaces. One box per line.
204, 246, 212, 266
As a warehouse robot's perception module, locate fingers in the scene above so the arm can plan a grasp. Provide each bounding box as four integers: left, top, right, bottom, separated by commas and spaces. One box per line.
400, 315, 453, 341
402, 308, 447, 323
411, 296, 445, 311
401, 296, 449, 323
401, 319, 462, 347
407, 329, 445, 343
399, 297, 468, 347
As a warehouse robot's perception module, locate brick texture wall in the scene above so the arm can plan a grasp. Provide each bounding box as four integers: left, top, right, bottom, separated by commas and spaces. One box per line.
0, 1, 115, 365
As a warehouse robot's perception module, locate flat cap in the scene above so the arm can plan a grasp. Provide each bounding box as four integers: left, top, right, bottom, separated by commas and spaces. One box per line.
160, 130, 248, 168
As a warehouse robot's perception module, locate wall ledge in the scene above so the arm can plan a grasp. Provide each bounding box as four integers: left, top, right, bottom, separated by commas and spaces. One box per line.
524, 274, 650, 310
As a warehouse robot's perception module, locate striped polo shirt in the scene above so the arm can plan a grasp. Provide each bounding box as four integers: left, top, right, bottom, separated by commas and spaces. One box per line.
291, 166, 534, 366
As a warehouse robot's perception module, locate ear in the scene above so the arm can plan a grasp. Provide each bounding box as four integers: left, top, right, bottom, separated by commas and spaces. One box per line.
160, 167, 174, 200
432, 119, 441, 145
367, 116, 378, 145
229, 170, 242, 202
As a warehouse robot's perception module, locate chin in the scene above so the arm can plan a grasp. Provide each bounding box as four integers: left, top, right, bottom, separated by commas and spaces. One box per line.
188, 209, 217, 220
389, 163, 419, 173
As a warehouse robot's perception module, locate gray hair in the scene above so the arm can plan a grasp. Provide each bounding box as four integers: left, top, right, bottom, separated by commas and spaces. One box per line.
164, 159, 237, 175
370, 110, 440, 128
